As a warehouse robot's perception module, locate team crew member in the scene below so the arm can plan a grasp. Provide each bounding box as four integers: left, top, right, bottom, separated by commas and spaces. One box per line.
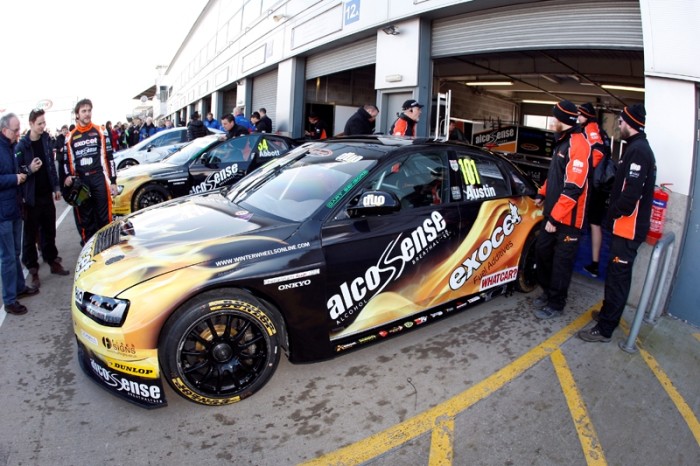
305, 113, 327, 140
391, 99, 423, 136
221, 114, 249, 140
579, 104, 656, 342
578, 102, 612, 278
533, 100, 591, 319
63, 98, 118, 244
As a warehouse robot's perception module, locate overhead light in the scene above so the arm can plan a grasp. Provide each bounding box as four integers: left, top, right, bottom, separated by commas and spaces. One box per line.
465, 81, 512, 86
522, 99, 558, 105
602, 84, 645, 93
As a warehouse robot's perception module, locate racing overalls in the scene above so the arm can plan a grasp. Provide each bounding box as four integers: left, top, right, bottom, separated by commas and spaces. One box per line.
63, 122, 116, 243
535, 126, 591, 310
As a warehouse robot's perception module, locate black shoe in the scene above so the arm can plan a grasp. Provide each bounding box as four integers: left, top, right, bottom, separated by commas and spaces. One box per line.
578, 326, 611, 343
5, 302, 27, 315
583, 263, 598, 278
533, 293, 549, 308
534, 306, 563, 320
591, 310, 600, 322
50, 261, 70, 276
17, 286, 40, 298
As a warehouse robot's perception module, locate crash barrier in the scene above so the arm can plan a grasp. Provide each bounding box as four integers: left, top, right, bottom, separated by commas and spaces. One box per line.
619, 232, 676, 353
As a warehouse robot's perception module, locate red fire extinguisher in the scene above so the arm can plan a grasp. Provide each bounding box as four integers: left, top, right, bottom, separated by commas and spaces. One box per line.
647, 183, 672, 245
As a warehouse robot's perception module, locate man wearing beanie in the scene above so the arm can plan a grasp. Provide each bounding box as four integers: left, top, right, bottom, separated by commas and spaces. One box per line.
579, 103, 656, 342
533, 100, 592, 319
578, 103, 612, 278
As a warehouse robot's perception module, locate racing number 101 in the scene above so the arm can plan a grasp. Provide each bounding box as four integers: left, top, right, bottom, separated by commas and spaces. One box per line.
458, 158, 481, 185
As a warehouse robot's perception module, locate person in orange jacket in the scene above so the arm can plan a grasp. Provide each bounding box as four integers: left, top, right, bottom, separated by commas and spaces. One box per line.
390, 99, 423, 136
532, 100, 592, 319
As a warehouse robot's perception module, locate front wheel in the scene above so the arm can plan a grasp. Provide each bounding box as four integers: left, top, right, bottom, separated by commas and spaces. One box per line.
159, 290, 282, 406
516, 226, 539, 293
133, 184, 171, 212
118, 159, 138, 170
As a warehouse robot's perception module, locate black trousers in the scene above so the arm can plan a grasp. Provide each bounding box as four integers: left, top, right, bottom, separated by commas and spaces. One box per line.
535, 221, 581, 310
74, 175, 112, 243
22, 194, 58, 270
597, 236, 641, 337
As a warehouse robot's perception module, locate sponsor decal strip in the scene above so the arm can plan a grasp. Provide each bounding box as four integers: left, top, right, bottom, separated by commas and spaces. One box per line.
215, 242, 311, 267
264, 268, 321, 285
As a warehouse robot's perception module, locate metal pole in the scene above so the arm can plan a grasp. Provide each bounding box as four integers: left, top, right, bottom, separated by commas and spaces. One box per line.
645, 232, 675, 324
618, 233, 675, 353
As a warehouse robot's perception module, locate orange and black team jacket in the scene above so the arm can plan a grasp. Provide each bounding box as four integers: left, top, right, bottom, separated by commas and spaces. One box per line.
391, 113, 416, 136
537, 126, 591, 229
581, 120, 609, 168
606, 132, 656, 242
63, 122, 117, 185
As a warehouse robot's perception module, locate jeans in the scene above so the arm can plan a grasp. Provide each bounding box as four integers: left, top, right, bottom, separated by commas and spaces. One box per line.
0, 218, 26, 305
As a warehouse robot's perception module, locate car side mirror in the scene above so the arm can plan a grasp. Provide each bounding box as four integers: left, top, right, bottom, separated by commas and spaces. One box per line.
347, 191, 400, 217
146, 144, 154, 152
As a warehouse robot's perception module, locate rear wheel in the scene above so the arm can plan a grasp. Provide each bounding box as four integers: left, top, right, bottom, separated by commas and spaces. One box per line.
133, 184, 170, 211
516, 226, 539, 293
159, 290, 282, 406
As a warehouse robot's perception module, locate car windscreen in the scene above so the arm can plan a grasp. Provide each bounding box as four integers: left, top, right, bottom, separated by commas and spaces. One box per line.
230, 150, 376, 222
162, 136, 218, 165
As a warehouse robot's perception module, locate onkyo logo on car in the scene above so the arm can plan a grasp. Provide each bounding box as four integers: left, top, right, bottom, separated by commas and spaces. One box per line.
449, 203, 521, 290
327, 211, 447, 325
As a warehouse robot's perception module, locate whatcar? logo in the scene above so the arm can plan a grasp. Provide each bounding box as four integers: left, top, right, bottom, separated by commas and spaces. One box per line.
328, 211, 446, 322
449, 203, 521, 290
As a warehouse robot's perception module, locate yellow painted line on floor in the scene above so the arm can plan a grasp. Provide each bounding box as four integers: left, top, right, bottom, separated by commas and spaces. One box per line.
301, 305, 599, 466
693, 333, 700, 344
428, 415, 454, 466
619, 320, 700, 447
551, 349, 607, 465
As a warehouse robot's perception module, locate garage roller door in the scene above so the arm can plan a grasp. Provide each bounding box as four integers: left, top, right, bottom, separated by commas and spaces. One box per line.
432, 0, 642, 57
252, 70, 278, 132
306, 36, 377, 80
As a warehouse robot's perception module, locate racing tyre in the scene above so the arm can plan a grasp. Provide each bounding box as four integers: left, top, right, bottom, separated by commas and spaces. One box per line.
117, 159, 138, 169
516, 226, 539, 293
133, 184, 171, 211
159, 290, 282, 406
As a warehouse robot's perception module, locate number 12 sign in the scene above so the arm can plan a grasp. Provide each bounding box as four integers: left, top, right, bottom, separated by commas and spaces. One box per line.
344, 0, 360, 25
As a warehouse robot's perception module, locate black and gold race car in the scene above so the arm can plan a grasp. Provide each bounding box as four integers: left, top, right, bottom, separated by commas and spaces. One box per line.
72, 136, 543, 408
112, 133, 297, 215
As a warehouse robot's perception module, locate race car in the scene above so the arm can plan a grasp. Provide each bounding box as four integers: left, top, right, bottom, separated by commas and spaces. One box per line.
111, 133, 297, 215
72, 135, 543, 408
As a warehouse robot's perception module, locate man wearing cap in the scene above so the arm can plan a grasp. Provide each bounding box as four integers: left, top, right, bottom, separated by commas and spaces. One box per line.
533, 100, 592, 319
579, 104, 656, 342
578, 102, 612, 278
186, 111, 208, 141
391, 99, 424, 136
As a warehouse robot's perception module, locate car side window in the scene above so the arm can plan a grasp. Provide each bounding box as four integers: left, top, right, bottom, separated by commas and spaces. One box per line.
364, 151, 449, 209
156, 131, 183, 147
256, 137, 287, 159
207, 138, 251, 164
455, 151, 511, 201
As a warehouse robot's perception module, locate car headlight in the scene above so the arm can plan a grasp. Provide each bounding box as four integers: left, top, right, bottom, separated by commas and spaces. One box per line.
75, 287, 130, 327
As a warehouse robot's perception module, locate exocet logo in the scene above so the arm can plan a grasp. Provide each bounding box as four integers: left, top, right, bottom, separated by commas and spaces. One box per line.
190, 164, 238, 194
90, 359, 161, 400
278, 279, 311, 291
449, 203, 521, 290
72, 137, 98, 148
328, 211, 447, 324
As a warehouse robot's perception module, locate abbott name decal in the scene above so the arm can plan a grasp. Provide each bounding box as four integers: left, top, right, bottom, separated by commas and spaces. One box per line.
449, 203, 521, 291
328, 211, 447, 324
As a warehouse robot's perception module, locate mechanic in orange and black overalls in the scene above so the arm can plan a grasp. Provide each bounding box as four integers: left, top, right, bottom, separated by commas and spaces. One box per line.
63, 98, 118, 244
305, 112, 328, 140
533, 100, 592, 320
390, 99, 423, 136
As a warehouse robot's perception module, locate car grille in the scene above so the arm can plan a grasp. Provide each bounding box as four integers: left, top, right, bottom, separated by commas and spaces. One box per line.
94, 222, 122, 255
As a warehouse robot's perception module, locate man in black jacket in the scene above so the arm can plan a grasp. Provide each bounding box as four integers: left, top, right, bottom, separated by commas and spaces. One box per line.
579, 104, 656, 342
187, 111, 209, 141
343, 105, 379, 136
258, 108, 273, 133
221, 114, 249, 139
15, 109, 69, 288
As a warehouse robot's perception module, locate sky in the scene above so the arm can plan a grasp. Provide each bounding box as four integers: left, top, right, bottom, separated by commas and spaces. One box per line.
1, 0, 208, 131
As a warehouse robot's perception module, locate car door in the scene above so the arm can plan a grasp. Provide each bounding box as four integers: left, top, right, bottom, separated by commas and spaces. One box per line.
321, 149, 463, 345
143, 130, 184, 163
188, 136, 260, 194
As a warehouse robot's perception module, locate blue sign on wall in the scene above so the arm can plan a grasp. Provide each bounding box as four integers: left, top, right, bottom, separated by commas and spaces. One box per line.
344, 0, 360, 25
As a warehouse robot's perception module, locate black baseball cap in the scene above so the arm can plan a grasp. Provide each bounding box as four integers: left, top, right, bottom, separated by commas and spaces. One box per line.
402, 99, 424, 110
